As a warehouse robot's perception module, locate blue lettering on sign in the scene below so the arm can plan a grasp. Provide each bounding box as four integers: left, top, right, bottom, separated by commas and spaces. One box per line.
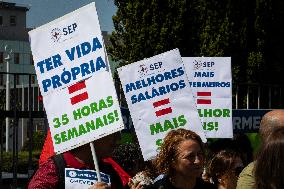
202, 62, 215, 67
36, 37, 102, 74
149, 62, 163, 70
35, 36, 106, 94
188, 81, 230, 87
131, 79, 186, 104
125, 67, 184, 93
42, 56, 106, 92
65, 37, 102, 61
194, 72, 214, 77
63, 23, 77, 35
37, 54, 63, 74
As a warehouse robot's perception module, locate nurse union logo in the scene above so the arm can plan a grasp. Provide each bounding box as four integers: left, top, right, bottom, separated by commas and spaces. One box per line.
51, 28, 62, 42
138, 64, 148, 76
193, 60, 203, 70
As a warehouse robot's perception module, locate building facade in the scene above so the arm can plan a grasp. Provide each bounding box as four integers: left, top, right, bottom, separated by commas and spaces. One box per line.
0, 2, 36, 86
0, 2, 42, 151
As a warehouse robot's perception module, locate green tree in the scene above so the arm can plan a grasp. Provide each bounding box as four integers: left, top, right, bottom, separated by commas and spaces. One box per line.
109, 0, 205, 65
109, 0, 284, 84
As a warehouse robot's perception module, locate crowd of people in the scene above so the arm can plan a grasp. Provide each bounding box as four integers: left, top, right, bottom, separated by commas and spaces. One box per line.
28, 110, 284, 189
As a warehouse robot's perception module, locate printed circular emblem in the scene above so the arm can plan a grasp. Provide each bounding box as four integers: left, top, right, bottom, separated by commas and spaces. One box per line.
51, 28, 62, 42
68, 171, 77, 177
138, 64, 148, 76
193, 60, 202, 70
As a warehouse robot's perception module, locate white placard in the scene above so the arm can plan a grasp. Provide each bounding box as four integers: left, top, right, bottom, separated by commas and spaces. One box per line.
183, 57, 233, 138
65, 168, 110, 189
29, 2, 124, 153
29, 2, 108, 96
118, 49, 206, 160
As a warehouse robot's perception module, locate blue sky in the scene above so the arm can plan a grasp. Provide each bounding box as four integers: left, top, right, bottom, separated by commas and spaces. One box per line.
4, 0, 117, 33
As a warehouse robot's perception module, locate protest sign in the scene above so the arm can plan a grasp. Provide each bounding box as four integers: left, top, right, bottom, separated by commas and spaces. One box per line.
29, 2, 108, 96
29, 2, 124, 153
183, 57, 232, 138
65, 168, 110, 189
118, 49, 206, 160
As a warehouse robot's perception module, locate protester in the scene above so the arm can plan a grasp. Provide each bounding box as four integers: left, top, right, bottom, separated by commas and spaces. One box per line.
255, 127, 284, 189
38, 129, 55, 165
207, 139, 236, 160
145, 128, 216, 189
28, 132, 130, 189
236, 110, 284, 189
202, 139, 236, 182
254, 127, 284, 189
112, 143, 144, 177
208, 150, 244, 189
232, 133, 253, 167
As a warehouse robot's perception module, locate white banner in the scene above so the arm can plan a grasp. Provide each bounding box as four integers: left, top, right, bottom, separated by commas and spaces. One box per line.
29, 2, 124, 153
65, 168, 110, 189
118, 49, 206, 160
183, 57, 233, 138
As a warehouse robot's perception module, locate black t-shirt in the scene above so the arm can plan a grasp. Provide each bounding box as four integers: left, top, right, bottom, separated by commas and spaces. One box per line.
146, 176, 217, 189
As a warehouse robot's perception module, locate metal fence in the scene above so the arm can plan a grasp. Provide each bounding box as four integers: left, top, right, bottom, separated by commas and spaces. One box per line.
0, 72, 46, 189
0, 71, 283, 188
233, 83, 284, 109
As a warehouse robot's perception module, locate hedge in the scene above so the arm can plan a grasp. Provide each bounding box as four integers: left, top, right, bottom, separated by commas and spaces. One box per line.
1, 151, 41, 173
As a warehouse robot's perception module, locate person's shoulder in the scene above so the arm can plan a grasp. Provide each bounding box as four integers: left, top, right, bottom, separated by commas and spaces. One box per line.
240, 161, 255, 177
35, 157, 58, 173
195, 178, 217, 189
236, 161, 255, 189
28, 158, 59, 189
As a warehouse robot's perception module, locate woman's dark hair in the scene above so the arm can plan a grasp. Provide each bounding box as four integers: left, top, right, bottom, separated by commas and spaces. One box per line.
112, 143, 144, 176
153, 128, 203, 178
208, 150, 242, 185
254, 127, 284, 189
233, 133, 253, 166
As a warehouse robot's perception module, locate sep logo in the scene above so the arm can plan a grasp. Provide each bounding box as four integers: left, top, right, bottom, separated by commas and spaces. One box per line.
150, 62, 163, 70
138, 64, 148, 76
193, 60, 203, 70
51, 28, 62, 42
51, 23, 77, 43
193, 60, 215, 70
62, 23, 77, 36
138, 62, 164, 77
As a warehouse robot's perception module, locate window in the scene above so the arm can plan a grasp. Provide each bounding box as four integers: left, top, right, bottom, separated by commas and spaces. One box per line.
0, 16, 3, 26
10, 16, 16, 26
31, 75, 36, 84
30, 54, 34, 65
14, 53, 19, 64
0, 75, 3, 86
15, 75, 20, 85
0, 52, 3, 64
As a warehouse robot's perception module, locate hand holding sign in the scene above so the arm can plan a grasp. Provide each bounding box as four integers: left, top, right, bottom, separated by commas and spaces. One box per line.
88, 182, 110, 189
